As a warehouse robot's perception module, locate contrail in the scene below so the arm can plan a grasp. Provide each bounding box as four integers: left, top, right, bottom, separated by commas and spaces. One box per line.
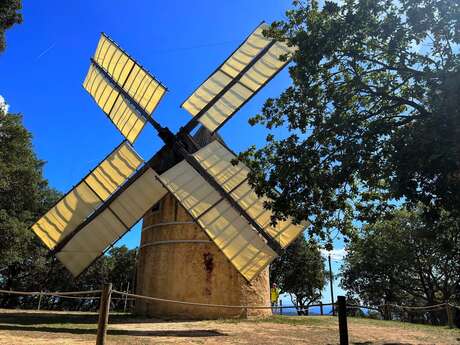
36, 42, 56, 60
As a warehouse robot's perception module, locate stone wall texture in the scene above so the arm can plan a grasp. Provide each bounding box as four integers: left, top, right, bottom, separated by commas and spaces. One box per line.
135, 193, 271, 319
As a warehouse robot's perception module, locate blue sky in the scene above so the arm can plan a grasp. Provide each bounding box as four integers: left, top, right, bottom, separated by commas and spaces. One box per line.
0, 0, 344, 301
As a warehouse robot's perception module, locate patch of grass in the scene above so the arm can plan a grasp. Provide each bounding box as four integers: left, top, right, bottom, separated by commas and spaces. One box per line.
219, 314, 460, 335
0, 310, 143, 332
0, 312, 96, 326
348, 317, 460, 335
218, 315, 336, 327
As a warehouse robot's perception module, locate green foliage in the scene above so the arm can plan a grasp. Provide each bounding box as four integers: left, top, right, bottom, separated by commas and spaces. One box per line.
239, 0, 460, 241
107, 246, 137, 292
0, 113, 60, 295
39, 246, 137, 311
0, 112, 137, 310
341, 208, 460, 311
270, 237, 326, 314
0, 0, 22, 52
0, 113, 56, 219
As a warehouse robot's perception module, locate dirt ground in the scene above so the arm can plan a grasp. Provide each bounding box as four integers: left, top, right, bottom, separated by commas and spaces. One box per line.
0, 309, 458, 345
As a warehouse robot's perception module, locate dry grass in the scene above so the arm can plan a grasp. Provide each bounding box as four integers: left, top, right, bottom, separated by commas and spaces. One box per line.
0, 308, 458, 344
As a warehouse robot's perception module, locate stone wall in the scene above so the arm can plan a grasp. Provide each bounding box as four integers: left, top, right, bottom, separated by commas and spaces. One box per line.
135, 193, 271, 319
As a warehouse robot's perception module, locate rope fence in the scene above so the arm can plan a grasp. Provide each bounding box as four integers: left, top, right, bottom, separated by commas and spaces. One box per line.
0, 287, 457, 316
112, 290, 335, 310
0, 287, 457, 345
346, 302, 460, 312
0, 288, 136, 313
0, 288, 101, 297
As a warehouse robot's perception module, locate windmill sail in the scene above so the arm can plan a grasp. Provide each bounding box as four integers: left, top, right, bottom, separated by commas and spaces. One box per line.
192, 140, 307, 248
31, 142, 143, 250
56, 168, 168, 277
159, 160, 277, 281
83, 33, 167, 143
52, 140, 284, 280
181, 23, 295, 133
32, 24, 302, 282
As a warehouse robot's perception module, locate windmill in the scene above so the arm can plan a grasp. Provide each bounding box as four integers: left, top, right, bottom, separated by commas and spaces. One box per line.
31, 22, 308, 318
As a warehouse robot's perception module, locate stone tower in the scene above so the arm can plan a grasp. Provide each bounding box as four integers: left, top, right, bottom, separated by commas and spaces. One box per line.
135, 128, 271, 319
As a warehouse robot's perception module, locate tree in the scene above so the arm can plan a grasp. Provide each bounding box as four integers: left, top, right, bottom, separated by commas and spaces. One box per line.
107, 246, 137, 292
0, 0, 22, 52
0, 111, 60, 303
0, 105, 138, 310
107, 246, 137, 310
29, 246, 137, 311
341, 208, 460, 322
270, 237, 326, 315
238, 0, 460, 241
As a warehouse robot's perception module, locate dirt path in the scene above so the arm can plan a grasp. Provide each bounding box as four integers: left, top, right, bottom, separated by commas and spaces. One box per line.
0, 309, 458, 345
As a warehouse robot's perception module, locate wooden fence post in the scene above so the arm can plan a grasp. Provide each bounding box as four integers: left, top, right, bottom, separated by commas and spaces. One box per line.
123, 282, 129, 313
37, 291, 43, 311
320, 302, 323, 316
279, 299, 283, 315
337, 296, 349, 345
446, 303, 454, 329
96, 283, 112, 345
383, 304, 391, 320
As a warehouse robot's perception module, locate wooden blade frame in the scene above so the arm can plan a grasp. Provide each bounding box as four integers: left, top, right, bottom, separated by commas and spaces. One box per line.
83, 33, 167, 143
179, 22, 294, 135
83, 57, 283, 254
31, 141, 143, 250
35, 25, 300, 279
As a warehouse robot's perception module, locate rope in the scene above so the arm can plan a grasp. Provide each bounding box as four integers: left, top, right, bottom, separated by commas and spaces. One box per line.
140, 240, 211, 250
0, 289, 101, 297
346, 302, 460, 313
113, 291, 337, 310
111, 298, 134, 301
112, 290, 272, 309
44, 295, 100, 300
449, 303, 460, 310
346, 304, 380, 311
272, 303, 334, 310
384, 303, 447, 311
0, 288, 458, 313
113, 291, 338, 310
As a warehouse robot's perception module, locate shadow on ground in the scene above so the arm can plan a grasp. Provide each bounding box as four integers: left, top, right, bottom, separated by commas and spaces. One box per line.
0, 311, 227, 338
0, 311, 203, 325
0, 324, 226, 337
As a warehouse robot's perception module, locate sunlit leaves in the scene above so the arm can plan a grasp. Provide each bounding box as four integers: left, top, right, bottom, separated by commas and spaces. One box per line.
238, 0, 460, 241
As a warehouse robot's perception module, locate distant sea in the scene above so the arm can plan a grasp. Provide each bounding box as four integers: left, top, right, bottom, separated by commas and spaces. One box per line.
274, 305, 370, 316
273, 305, 335, 316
